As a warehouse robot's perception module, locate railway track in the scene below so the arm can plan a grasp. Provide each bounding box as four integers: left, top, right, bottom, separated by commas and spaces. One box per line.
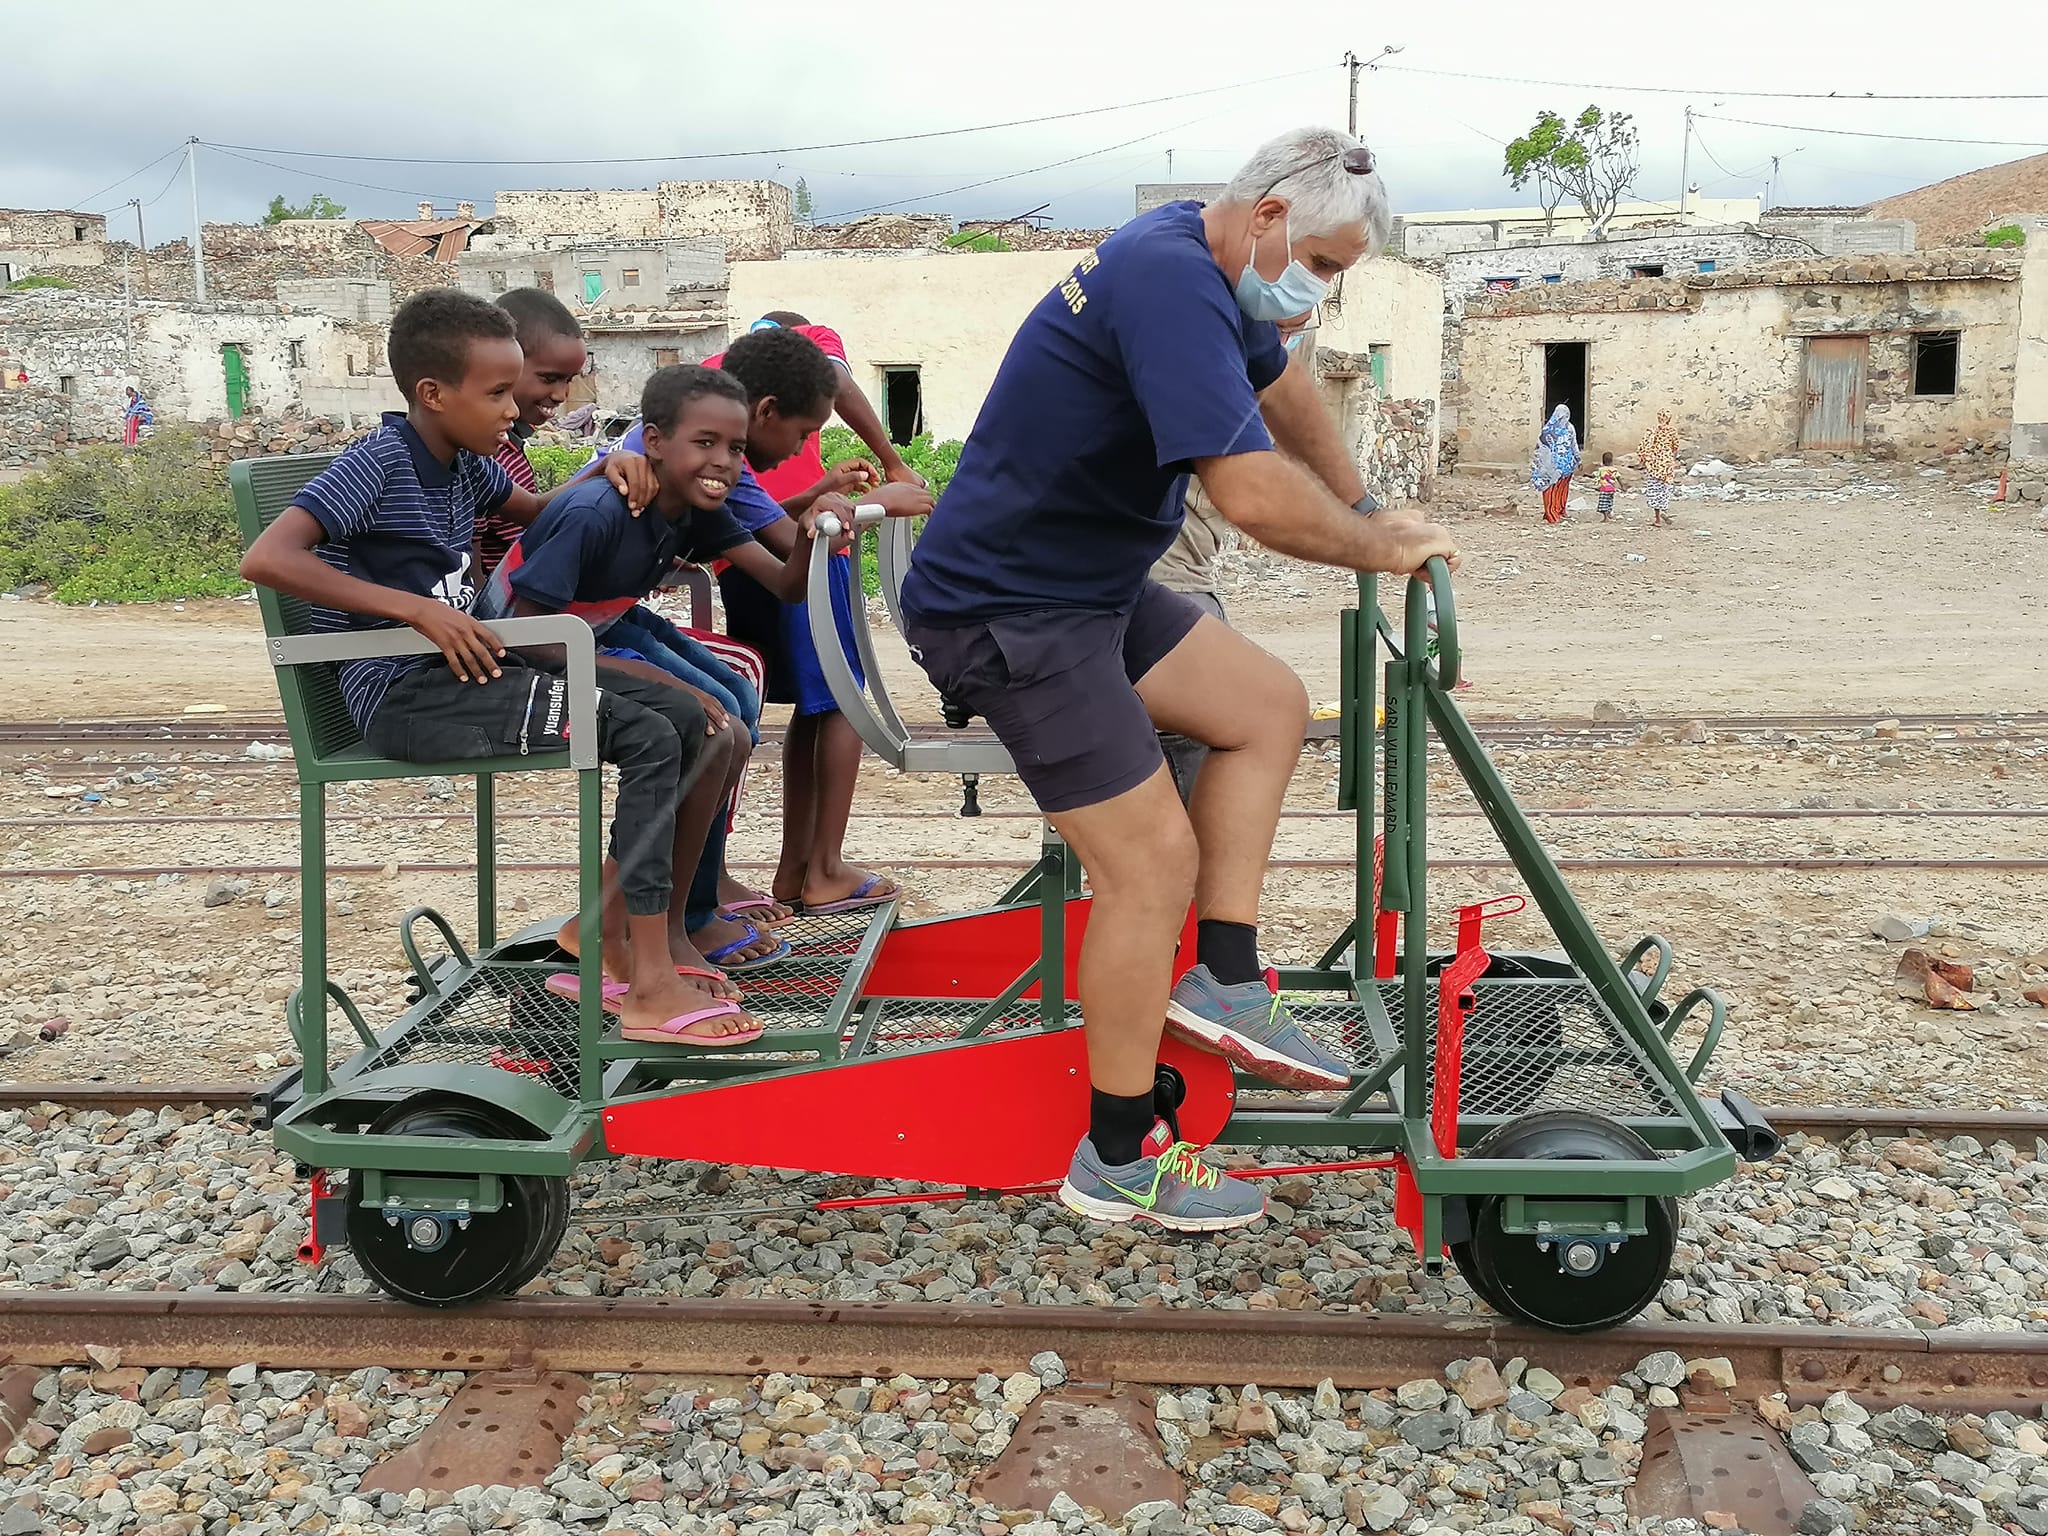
5, 708, 2043, 752
6, 855, 2044, 881
0, 1291, 2038, 1412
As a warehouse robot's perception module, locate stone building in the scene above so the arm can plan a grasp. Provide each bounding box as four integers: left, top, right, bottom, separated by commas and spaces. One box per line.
456, 238, 726, 305
0, 208, 109, 282
493, 181, 794, 261
1451, 252, 2024, 467
0, 290, 395, 438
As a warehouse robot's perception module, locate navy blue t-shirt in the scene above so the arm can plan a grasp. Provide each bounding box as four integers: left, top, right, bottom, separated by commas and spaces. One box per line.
901, 202, 1287, 624
295, 412, 514, 729
475, 475, 750, 637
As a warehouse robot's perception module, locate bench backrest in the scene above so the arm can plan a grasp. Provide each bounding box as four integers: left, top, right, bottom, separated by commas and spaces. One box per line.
228, 453, 364, 764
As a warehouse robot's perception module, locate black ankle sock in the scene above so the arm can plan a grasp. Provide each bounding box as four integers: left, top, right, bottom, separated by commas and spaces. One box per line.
1197, 919, 1261, 985
1089, 1089, 1157, 1166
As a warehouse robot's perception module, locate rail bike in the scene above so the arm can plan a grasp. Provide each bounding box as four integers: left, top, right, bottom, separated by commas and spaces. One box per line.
231, 455, 1777, 1331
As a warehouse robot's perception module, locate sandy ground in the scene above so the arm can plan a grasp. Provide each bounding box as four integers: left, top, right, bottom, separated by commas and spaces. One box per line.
0, 459, 2045, 1104
4, 459, 2044, 721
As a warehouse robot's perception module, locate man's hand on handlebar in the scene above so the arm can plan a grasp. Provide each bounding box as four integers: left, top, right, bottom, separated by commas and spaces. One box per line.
1381, 521, 1463, 580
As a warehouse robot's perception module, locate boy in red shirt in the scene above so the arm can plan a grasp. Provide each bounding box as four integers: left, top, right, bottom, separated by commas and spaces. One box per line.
712, 313, 931, 915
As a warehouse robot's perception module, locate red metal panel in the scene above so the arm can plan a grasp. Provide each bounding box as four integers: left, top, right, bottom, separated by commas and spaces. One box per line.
600, 1031, 1235, 1186
862, 900, 1199, 1000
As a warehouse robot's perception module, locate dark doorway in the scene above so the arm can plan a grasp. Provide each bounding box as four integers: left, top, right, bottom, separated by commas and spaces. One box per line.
883, 366, 925, 445
1542, 342, 1588, 440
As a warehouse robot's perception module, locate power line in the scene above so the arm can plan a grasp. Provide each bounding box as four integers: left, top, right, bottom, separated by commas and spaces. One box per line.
200, 66, 1333, 171
1688, 125, 1770, 186
75, 144, 186, 212
199, 143, 471, 205
816, 111, 1217, 222
1696, 113, 2048, 150
135, 151, 190, 211
1378, 62, 2048, 102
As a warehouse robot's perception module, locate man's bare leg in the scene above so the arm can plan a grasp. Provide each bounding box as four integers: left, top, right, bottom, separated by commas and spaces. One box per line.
1134, 614, 1309, 925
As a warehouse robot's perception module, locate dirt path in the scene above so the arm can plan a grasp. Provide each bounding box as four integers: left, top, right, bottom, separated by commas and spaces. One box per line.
4, 461, 2042, 721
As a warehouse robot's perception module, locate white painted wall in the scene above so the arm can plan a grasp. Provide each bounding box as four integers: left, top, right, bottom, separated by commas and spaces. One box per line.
730, 248, 1446, 445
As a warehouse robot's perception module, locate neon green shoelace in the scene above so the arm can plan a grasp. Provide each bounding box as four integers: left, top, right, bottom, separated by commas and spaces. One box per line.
1155, 1142, 1219, 1190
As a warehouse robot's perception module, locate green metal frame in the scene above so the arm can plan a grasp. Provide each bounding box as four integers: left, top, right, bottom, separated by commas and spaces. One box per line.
244, 450, 1734, 1255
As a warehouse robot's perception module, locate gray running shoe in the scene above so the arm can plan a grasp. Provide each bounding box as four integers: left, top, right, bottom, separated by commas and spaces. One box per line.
1165, 964, 1351, 1090
1058, 1123, 1265, 1232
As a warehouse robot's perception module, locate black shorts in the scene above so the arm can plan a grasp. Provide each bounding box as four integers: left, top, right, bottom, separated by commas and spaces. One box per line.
902, 582, 1207, 813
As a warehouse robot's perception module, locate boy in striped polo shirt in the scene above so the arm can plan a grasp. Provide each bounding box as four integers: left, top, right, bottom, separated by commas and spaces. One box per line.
240, 289, 760, 1049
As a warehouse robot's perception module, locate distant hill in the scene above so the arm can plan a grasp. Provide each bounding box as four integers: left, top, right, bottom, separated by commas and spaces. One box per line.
1874, 152, 2048, 246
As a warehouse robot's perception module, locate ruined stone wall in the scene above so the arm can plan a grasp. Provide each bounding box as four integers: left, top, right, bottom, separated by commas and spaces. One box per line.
492, 189, 662, 242
56, 240, 451, 303
655, 181, 792, 260
1366, 396, 1438, 504
0, 384, 99, 469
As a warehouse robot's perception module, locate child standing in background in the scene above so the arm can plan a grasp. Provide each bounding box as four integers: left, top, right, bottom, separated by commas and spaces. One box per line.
1595, 453, 1620, 521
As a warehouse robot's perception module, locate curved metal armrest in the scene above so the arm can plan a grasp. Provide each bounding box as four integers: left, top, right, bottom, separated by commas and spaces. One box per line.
808, 508, 909, 769
266, 614, 601, 770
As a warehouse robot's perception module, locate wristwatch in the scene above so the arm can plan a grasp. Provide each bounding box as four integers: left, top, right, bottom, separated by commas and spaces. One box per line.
1351, 492, 1381, 517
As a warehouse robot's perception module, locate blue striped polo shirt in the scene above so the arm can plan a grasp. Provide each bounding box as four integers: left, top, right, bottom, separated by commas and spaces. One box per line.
293, 412, 514, 729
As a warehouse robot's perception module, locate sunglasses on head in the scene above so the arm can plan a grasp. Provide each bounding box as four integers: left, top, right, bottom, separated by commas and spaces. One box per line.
1255, 146, 1376, 205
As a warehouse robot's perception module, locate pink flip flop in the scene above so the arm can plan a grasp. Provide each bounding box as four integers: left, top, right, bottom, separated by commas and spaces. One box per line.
545, 972, 630, 1005
619, 1001, 765, 1048
720, 897, 793, 925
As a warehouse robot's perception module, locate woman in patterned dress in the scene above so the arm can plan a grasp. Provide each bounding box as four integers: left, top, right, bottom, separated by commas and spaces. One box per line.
1530, 405, 1580, 524
1639, 412, 1681, 526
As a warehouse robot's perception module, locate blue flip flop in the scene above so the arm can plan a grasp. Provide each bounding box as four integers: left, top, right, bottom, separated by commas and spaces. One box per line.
695, 919, 793, 973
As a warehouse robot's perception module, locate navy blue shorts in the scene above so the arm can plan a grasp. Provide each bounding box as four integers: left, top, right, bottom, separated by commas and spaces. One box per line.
718, 556, 865, 717
902, 582, 1207, 813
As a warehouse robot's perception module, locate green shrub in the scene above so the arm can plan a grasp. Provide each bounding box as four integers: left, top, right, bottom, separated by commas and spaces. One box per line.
5, 274, 73, 291
0, 432, 248, 603
525, 442, 594, 490
817, 428, 963, 596
1986, 223, 2027, 249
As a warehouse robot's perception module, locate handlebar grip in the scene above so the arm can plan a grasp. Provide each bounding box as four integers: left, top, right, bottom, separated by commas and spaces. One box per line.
1404, 556, 1458, 691
814, 503, 888, 541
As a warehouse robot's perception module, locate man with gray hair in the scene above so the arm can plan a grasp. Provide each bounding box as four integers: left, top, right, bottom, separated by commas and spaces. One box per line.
901, 126, 1461, 1230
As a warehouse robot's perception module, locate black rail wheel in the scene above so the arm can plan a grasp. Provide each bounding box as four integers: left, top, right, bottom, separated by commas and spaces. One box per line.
1449, 1111, 1678, 1334
346, 1096, 564, 1308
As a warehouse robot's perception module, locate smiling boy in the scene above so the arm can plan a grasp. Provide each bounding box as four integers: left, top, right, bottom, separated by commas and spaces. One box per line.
240, 289, 754, 1048
477, 363, 852, 986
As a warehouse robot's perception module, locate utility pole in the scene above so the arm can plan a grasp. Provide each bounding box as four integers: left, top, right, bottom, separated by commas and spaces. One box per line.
1347, 46, 1405, 139
184, 137, 206, 302
1678, 106, 1693, 222
1768, 154, 1781, 211
1165, 148, 1174, 180
128, 198, 148, 294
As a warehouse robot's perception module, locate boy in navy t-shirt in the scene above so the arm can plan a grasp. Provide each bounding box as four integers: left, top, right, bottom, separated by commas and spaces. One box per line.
477, 364, 852, 981
239, 289, 759, 1050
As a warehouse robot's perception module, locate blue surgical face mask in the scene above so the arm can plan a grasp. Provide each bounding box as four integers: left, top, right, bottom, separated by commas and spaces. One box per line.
1235, 215, 1330, 324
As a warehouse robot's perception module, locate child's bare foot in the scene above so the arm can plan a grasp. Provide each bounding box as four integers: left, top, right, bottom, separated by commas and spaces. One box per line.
665, 934, 742, 1001
685, 913, 785, 968
618, 971, 760, 1046
556, 917, 631, 983
716, 874, 793, 926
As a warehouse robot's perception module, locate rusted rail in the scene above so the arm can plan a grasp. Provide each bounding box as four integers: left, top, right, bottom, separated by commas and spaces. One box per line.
0, 1293, 2038, 1412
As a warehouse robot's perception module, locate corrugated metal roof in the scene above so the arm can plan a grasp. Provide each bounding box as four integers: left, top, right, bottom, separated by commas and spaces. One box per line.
357, 218, 477, 261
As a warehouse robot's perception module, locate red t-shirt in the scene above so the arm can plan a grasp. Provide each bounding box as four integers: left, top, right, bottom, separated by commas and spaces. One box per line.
706, 323, 847, 502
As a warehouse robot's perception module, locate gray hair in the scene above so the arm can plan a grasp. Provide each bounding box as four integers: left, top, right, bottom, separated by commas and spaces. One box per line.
1219, 126, 1392, 253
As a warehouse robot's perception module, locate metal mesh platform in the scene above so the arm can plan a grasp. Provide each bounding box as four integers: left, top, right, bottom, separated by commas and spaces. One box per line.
1382, 976, 1686, 1121
353, 908, 885, 1093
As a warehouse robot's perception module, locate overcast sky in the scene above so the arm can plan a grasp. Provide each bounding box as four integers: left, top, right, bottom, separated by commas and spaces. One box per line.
11, 0, 2047, 237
